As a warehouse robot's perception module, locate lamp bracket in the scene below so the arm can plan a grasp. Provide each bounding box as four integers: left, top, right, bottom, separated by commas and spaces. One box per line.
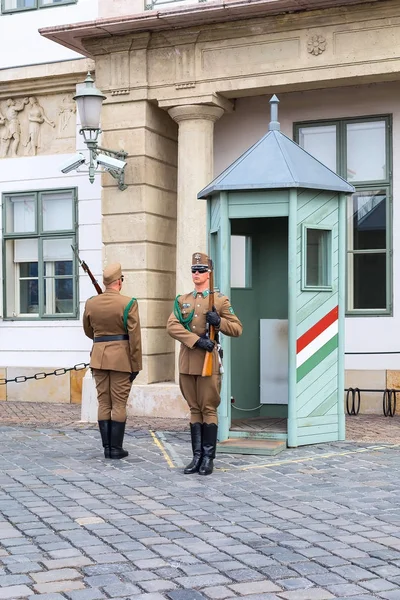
95, 146, 128, 191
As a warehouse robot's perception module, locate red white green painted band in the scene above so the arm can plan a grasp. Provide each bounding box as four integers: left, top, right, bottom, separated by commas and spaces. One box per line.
296, 306, 338, 382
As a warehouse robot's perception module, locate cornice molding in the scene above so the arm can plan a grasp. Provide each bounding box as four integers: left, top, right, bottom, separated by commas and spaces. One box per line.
0, 59, 95, 99
39, 0, 389, 57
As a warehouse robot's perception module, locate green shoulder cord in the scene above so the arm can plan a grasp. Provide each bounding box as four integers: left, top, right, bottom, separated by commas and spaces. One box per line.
174, 295, 194, 331
123, 298, 136, 333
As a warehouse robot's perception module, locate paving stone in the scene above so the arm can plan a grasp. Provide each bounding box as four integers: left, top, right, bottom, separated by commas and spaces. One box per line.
64, 590, 106, 600
0, 574, 32, 586
129, 595, 168, 600
277, 577, 315, 590
0, 585, 33, 599
325, 583, 369, 596
33, 581, 85, 594
278, 589, 334, 599
32, 568, 81, 583
140, 579, 178, 592
124, 570, 161, 583
42, 557, 93, 569
228, 580, 281, 594
379, 592, 400, 600
331, 565, 378, 581
175, 575, 231, 588
359, 577, 398, 592
85, 574, 121, 587
7, 562, 42, 574
167, 592, 207, 600
102, 582, 141, 597
202, 586, 236, 599
28, 595, 66, 600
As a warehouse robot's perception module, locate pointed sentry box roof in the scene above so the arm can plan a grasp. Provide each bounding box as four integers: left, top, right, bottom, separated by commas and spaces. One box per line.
198, 95, 355, 199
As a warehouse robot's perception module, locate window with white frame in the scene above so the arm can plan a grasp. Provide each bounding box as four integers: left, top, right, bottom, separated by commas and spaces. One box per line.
1, 0, 75, 13
303, 225, 332, 290
295, 116, 392, 314
3, 189, 78, 319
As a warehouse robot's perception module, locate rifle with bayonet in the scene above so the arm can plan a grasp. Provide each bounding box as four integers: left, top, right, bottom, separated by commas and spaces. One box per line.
71, 245, 103, 295
201, 258, 215, 377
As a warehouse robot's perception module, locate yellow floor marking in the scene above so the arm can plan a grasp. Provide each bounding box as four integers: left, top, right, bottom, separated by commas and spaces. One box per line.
150, 430, 175, 468
216, 443, 400, 472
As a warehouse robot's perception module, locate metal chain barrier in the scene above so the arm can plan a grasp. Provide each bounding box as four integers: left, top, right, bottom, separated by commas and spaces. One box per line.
0, 363, 89, 386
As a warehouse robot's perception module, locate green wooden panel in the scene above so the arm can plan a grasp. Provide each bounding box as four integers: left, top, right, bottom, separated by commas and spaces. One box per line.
297, 350, 337, 397
297, 414, 338, 428
297, 192, 337, 220
296, 431, 339, 446
297, 294, 338, 333
326, 398, 340, 415
210, 196, 221, 231
297, 372, 338, 417
229, 190, 289, 205
300, 201, 339, 226
296, 285, 338, 322
297, 423, 339, 436
297, 335, 338, 382
229, 203, 289, 219
297, 380, 338, 418
260, 404, 288, 418
309, 391, 338, 417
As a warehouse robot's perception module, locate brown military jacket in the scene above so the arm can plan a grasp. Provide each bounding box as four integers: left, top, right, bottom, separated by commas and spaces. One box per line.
83, 289, 142, 373
167, 290, 242, 375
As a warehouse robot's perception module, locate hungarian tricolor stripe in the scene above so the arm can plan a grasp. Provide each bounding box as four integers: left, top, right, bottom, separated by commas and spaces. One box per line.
296, 306, 338, 382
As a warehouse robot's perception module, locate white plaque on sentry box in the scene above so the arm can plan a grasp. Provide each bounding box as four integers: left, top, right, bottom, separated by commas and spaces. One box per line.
260, 319, 288, 405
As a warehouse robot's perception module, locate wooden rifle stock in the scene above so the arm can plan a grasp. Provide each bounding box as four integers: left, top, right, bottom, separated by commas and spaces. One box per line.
71, 245, 103, 295
201, 259, 215, 377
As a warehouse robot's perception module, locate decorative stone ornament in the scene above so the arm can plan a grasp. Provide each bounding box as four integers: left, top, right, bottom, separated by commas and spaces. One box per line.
307, 34, 327, 56
0, 94, 76, 159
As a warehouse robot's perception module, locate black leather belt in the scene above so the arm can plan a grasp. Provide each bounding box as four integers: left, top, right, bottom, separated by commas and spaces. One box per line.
93, 334, 129, 342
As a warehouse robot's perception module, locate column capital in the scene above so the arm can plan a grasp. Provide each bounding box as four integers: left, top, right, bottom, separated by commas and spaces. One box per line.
168, 104, 225, 124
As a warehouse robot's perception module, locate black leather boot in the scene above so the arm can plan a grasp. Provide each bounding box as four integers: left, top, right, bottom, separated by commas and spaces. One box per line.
110, 420, 129, 459
199, 423, 218, 476
183, 423, 202, 474
98, 420, 111, 459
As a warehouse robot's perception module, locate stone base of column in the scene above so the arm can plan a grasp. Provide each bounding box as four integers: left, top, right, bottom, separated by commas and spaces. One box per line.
81, 370, 188, 423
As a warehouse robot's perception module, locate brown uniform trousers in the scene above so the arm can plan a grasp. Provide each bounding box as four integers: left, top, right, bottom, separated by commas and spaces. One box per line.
167, 291, 242, 424
83, 289, 142, 422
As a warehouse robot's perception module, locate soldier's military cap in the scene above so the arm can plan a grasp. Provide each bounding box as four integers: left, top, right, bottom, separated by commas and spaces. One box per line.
191, 252, 209, 268
103, 262, 122, 285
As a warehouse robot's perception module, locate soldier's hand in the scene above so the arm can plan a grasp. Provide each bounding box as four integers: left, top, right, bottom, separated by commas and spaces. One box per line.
206, 306, 221, 327
129, 372, 139, 382
195, 337, 215, 352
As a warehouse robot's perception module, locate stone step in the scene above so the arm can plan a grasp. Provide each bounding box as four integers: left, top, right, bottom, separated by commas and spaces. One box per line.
217, 438, 287, 455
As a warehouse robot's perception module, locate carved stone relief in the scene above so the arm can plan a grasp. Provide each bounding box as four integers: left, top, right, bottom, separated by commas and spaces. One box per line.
307, 34, 327, 56
0, 93, 76, 159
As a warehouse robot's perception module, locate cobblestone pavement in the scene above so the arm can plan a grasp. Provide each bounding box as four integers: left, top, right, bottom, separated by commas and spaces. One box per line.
1, 405, 400, 599
1, 401, 400, 442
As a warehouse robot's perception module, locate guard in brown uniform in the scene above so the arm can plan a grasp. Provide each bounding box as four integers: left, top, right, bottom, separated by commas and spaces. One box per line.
167, 252, 242, 475
83, 263, 142, 459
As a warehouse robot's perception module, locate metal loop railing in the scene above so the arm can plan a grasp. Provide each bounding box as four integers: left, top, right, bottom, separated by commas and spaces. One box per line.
346, 388, 397, 418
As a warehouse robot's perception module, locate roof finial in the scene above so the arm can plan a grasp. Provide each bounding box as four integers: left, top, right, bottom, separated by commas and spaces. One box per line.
269, 94, 280, 131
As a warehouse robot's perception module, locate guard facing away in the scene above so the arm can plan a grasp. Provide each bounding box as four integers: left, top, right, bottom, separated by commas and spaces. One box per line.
167, 252, 243, 475
83, 263, 142, 459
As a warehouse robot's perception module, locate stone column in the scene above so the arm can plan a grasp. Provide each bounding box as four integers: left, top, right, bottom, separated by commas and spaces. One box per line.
168, 104, 224, 293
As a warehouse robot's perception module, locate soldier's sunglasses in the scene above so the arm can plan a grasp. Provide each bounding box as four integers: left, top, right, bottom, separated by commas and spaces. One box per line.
120, 275, 124, 282
191, 266, 208, 274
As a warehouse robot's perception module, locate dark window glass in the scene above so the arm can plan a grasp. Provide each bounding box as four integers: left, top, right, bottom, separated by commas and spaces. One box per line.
353, 253, 386, 310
